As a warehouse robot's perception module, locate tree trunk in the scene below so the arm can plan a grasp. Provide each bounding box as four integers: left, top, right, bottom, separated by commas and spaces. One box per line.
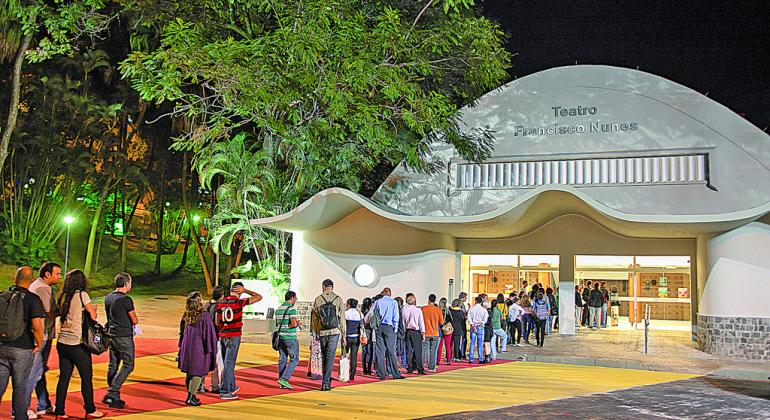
178, 227, 190, 270
233, 240, 244, 279
0, 32, 32, 171
120, 192, 142, 272
84, 182, 112, 277
224, 247, 233, 284
154, 188, 164, 274
181, 153, 212, 293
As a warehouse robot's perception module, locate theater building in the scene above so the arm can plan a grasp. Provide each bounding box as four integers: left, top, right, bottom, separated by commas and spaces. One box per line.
252, 65, 770, 361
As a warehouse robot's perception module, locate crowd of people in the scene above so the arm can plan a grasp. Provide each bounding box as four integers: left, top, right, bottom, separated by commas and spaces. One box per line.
271, 279, 562, 391
1, 262, 591, 417
574, 280, 621, 329
0, 263, 138, 419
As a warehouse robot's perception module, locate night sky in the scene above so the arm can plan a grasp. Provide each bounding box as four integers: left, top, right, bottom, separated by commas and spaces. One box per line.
480, 0, 770, 132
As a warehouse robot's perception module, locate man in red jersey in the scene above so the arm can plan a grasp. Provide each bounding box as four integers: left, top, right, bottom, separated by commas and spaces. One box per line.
215, 282, 261, 400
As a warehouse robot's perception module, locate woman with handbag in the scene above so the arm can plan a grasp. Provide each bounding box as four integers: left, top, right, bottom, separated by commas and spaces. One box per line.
360, 297, 374, 375
436, 298, 454, 366
343, 298, 366, 381
53, 270, 105, 419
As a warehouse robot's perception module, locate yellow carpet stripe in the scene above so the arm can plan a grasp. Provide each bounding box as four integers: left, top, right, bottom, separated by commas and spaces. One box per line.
108, 362, 696, 419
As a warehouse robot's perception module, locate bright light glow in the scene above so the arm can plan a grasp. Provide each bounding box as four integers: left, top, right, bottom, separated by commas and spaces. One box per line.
63, 216, 75, 225
353, 264, 377, 287
192, 215, 201, 222
165, 201, 171, 207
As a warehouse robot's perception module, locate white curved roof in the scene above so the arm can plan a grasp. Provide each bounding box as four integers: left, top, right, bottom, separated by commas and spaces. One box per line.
253, 65, 770, 237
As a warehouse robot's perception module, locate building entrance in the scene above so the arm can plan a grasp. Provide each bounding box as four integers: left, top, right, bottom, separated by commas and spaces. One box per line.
461, 254, 560, 301
575, 255, 692, 331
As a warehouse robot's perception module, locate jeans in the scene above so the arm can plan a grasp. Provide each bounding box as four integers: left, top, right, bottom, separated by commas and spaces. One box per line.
362, 329, 374, 373
278, 339, 300, 381
0, 346, 34, 420
510, 319, 522, 344
469, 325, 485, 362
107, 336, 135, 400
589, 306, 601, 328
522, 314, 534, 341
492, 328, 507, 358
405, 329, 424, 373
54, 343, 96, 415
534, 319, 547, 345
422, 336, 440, 370
319, 334, 339, 387
219, 336, 241, 395
344, 337, 360, 380
24, 339, 47, 414
601, 303, 608, 328
374, 324, 402, 379
437, 333, 453, 364
459, 328, 468, 359
575, 306, 583, 327
546, 315, 553, 334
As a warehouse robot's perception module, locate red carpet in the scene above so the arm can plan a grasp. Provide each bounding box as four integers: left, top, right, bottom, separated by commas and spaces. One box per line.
1, 338, 510, 418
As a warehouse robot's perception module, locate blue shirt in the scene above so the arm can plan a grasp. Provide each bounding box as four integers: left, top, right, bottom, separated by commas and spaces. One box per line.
375, 296, 400, 327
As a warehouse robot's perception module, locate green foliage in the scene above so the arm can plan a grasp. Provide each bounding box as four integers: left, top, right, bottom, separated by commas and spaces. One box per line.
120, 0, 511, 186
233, 259, 290, 301
0, 230, 55, 266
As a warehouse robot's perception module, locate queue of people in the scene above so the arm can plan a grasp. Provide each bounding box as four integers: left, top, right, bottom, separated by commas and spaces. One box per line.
0, 263, 138, 419
268, 279, 561, 392
575, 280, 620, 329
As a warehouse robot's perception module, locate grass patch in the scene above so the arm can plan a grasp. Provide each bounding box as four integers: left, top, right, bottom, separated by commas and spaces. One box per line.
0, 228, 211, 296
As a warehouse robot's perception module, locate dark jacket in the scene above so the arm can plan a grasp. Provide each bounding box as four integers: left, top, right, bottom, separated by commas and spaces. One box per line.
575, 290, 583, 307
448, 308, 465, 333
582, 288, 591, 306
178, 312, 218, 377
588, 289, 604, 308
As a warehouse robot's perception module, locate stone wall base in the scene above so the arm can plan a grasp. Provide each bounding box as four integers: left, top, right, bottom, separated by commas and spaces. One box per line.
697, 314, 770, 361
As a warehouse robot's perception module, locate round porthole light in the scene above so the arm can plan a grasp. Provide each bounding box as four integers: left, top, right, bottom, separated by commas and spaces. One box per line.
353, 264, 377, 287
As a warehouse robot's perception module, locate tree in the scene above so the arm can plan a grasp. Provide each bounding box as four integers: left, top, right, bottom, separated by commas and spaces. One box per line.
0, 0, 120, 171
120, 0, 510, 181
120, 0, 510, 277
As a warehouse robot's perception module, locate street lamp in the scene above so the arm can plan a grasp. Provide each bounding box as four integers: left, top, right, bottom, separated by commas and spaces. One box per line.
63, 216, 75, 274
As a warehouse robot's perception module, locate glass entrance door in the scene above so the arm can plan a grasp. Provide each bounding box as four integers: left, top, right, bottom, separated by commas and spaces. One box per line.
574, 255, 692, 331
462, 255, 559, 301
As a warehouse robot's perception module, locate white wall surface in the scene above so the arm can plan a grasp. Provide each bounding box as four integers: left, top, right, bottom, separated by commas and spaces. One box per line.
700, 222, 770, 317
290, 233, 459, 302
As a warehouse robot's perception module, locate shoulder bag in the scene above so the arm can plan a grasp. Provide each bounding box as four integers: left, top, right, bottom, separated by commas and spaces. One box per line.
272, 306, 290, 351
80, 292, 110, 355
441, 309, 454, 335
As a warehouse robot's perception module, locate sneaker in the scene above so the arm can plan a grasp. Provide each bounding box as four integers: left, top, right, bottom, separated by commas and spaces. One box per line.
106, 399, 126, 409
277, 379, 292, 389
36, 407, 55, 416
220, 393, 238, 400
27, 410, 39, 419
428, 368, 437, 373
232, 386, 241, 395
209, 386, 220, 394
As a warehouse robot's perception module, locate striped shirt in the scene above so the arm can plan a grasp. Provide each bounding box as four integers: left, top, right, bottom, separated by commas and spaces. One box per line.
216, 295, 249, 338
275, 302, 298, 340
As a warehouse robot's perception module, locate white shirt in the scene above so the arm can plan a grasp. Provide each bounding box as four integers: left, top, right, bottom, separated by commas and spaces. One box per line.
508, 303, 524, 321
467, 304, 489, 327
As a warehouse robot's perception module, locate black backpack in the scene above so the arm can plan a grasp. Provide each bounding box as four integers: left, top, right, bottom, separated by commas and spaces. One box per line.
318, 295, 339, 330
0, 289, 26, 342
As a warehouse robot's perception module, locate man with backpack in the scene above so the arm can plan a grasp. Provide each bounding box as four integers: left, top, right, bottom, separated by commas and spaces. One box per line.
533, 292, 550, 347
311, 279, 345, 391
0, 266, 45, 420
216, 282, 262, 400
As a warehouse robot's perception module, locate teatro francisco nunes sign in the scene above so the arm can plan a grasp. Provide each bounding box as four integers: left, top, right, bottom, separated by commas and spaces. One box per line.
513, 105, 639, 137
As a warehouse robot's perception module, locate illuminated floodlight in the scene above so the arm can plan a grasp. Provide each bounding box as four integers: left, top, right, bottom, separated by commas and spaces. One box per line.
63, 216, 75, 225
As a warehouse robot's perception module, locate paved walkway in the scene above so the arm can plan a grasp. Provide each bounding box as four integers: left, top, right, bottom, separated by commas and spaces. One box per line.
0, 339, 695, 419
497, 327, 770, 377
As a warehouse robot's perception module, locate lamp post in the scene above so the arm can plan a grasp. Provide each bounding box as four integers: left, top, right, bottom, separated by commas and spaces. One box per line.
63, 216, 74, 274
